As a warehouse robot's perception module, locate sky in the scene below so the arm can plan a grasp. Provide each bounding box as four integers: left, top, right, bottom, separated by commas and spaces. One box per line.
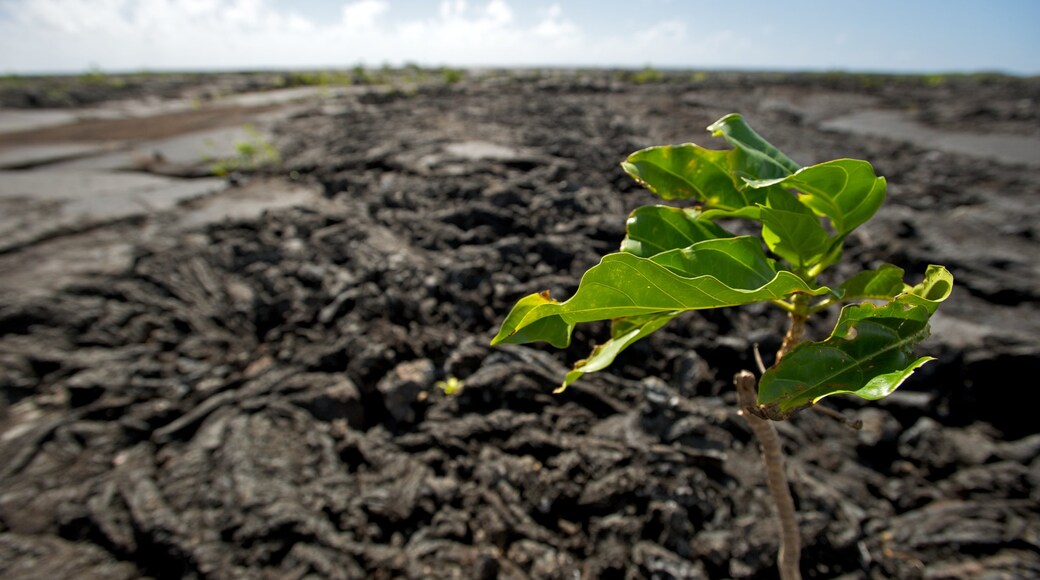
1, 0, 1038, 75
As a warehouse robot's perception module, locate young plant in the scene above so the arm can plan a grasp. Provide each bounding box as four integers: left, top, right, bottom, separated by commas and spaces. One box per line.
209, 124, 281, 177
491, 113, 952, 579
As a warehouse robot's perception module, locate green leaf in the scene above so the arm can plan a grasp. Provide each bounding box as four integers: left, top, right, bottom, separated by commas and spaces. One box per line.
757, 265, 953, 419
746, 159, 886, 236
707, 113, 800, 177
621, 145, 766, 210
813, 235, 849, 274
698, 205, 762, 222
621, 205, 733, 258
491, 292, 573, 348
647, 237, 777, 283
759, 189, 831, 269
491, 236, 832, 347
906, 264, 954, 312
837, 263, 907, 301
559, 312, 679, 392
621, 115, 806, 211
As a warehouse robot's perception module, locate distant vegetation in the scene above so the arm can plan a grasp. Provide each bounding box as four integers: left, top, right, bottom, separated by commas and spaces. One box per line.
0, 67, 1033, 110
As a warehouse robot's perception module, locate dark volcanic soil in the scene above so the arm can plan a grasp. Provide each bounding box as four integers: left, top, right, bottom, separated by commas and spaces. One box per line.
1, 72, 1039, 579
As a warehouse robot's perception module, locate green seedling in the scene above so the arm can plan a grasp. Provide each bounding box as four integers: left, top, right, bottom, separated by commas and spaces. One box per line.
492, 113, 951, 579
435, 376, 464, 396
210, 125, 281, 177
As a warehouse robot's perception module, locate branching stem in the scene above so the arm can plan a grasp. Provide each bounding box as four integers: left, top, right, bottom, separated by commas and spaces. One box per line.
807, 297, 837, 315
770, 298, 797, 314
735, 370, 802, 580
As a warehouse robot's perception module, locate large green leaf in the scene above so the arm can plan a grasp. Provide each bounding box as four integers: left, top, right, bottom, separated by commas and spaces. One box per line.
707, 113, 800, 177
621, 205, 733, 258
698, 205, 763, 223
620, 115, 803, 211
759, 189, 831, 269
620, 145, 766, 210
746, 159, 886, 236
757, 265, 953, 419
491, 236, 833, 347
558, 312, 680, 392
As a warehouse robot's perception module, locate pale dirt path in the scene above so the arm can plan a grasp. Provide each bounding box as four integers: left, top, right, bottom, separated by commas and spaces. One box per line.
0, 87, 339, 299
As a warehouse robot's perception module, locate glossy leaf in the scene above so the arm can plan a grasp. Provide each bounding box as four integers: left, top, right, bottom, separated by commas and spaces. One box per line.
491, 236, 832, 348
698, 205, 763, 223
760, 189, 831, 268
621, 145, 766, 210
559, 312, 679, 392
907, 264, 955, 311
747, 159, 886, 236
707, 113, 799, 178
491, 292, 572, 348
757, 265, 953, 419
621, 205, 733, 258
813, 235, 849, 273
837, 263, 907, 301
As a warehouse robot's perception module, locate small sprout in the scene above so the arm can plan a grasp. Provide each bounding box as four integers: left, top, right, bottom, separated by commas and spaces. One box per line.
435, 376, 464, 396
209, 124, 280, 177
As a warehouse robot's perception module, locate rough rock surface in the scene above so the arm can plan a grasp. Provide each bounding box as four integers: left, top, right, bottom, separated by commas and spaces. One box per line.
2, 73, 1039, 578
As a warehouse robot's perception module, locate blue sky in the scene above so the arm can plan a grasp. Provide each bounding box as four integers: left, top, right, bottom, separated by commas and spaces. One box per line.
1, 0, 1037, 74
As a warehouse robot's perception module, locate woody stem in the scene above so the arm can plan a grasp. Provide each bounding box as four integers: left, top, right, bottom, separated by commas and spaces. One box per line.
735, 370, 802, 580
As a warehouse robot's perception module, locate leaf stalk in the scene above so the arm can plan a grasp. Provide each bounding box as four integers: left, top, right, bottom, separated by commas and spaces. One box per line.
770, 299, 797, 313
805, 303, 830, 316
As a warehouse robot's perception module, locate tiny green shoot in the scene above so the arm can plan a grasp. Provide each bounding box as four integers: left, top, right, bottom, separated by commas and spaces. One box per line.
210, 124, 280, 177
436, 376, 464, 396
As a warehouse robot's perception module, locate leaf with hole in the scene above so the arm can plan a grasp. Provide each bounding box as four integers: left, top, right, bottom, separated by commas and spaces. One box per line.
757, 265, 953, 419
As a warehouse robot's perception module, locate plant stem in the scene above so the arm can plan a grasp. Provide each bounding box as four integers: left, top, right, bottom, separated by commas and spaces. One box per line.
735, 370, 802, 580
770, 299, 797, 313
778, 293, 810, 360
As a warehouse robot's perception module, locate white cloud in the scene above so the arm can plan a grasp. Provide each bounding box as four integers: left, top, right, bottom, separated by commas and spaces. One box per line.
18, 0, 130, 33
341, 0, 388, 32
0, 0, 600, 71
533, 5, 578, 40
0, 0, 1035, 74
439, 0, 466, 20
225, 0, 270, 27
484, 0, 512, 27
1, 0, 988, 73
635, 20, 687, 46
181, 0, 221, 18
